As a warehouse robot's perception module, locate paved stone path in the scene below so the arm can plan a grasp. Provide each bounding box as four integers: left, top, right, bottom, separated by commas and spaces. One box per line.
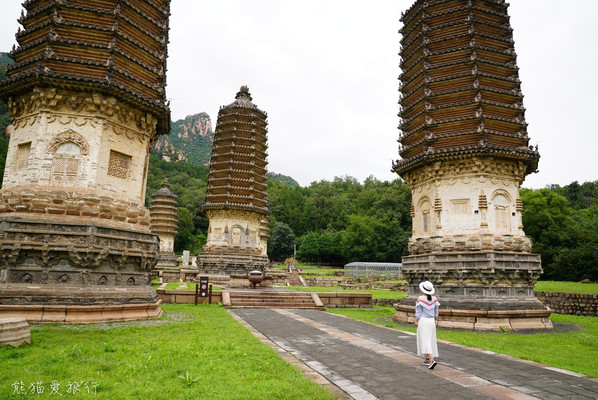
231, 308, 598, 400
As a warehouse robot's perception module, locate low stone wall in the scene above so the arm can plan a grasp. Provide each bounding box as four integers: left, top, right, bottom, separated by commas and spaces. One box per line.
156, 287, 371, 308
373, 298, 404, 307
535, 291, 598, 316
305, 277, 405, 288
317, 292, 372, 308
155, 285, 223, 304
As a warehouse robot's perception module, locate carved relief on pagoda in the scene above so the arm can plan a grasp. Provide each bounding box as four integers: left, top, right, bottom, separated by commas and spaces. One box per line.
0, 220, 159, 287
0, 89, 157, 229
401, 157, 529, 189
204, 209, 263, 253
2, 89, 156, 205
407, 156, 530, 255
6, 88, 158, 140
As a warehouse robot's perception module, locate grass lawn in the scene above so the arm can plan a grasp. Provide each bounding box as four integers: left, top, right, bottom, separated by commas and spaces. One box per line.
283, 285, 408, 300
535, 280, 598, 294
328, 306, 598, 378
0, 304, 335, 400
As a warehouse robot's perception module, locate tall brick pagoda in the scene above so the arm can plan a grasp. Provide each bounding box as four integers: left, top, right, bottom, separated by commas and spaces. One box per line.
0, 0, 170, 322
150, 179, 178, 267
196, 86, 270, 275
392, 0, 551, 329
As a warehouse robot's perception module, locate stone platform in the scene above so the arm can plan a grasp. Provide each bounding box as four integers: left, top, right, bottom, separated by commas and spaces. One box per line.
195, 251, 269, 276
0, 218, 162, 323
0, 301, 162, 323
396, 250, 552, 330
393, 304, 552, 330
156, 253, 178, 268
0, 317, 30, 347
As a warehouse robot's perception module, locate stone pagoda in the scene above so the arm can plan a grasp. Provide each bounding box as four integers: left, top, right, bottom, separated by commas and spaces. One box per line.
196, 86, 270, 275
0, 0, 170, 322
393, 0, 551, 329
150, 179, 178, 267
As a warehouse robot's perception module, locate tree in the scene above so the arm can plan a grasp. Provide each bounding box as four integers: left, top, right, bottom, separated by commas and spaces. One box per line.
175, 207, 199, 253
297, 232, 320, 264
551, 206, 598, 281
318, 231, 341, 265
268, 222, 295, 261
521, 188, 586, 280
339, 214, 408, 263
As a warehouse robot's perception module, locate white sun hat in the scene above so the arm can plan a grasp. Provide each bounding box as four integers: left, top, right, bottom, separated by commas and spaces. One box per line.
419, 281, 435, 295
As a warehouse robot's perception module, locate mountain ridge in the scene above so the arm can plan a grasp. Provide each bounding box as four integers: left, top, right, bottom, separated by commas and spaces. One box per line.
152, 111, 298, 186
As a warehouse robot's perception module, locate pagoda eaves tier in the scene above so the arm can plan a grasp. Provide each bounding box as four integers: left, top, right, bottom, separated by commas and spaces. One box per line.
0, 0, 170, 136
201, 86, 270, 216
392, 0, 539, 184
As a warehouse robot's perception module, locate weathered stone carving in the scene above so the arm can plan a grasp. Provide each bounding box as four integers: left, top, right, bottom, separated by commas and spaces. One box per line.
47, 130, 90, 155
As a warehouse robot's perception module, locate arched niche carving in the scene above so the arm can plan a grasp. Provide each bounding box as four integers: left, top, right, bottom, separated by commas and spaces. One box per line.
491, 190, 512, 232
491, 189, 512, 204
417, 196, 432, 234
47, 129, 89, 155
49, 130, 87, 184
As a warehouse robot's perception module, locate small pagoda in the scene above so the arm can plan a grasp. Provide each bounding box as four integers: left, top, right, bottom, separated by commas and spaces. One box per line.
150, 179, 179, 267
0, 0, 170, 322
392, 0, 551, 329
196, 86, 270, 275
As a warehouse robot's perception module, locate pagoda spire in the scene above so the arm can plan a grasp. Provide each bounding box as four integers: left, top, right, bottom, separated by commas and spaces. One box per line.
392, 0, 549, 331
197, 86, 270, 275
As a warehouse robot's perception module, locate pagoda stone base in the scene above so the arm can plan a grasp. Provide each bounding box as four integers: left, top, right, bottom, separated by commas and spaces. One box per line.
196, 251, 269, 276
156, 252, 178, 268
0, 218, 162, 322
394, 251, 553, 330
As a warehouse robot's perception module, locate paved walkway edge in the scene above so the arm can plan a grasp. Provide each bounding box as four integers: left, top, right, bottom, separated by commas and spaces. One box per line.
327, 310, 598, 384
227, 309, 351, 399
231, 308, 598, 400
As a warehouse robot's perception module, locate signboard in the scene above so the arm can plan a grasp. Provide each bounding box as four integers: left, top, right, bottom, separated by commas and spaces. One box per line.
199, 276, 209, 297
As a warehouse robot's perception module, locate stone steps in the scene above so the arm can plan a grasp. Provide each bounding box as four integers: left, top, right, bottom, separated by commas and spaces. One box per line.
226, 291, 324, 310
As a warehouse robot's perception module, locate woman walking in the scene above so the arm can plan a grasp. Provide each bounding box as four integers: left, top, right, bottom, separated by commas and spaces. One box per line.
414, 280, 440, 369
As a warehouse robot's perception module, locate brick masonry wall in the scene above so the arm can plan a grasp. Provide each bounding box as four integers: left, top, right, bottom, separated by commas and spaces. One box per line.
316, 293, 372, 308
535, 291, 598, 316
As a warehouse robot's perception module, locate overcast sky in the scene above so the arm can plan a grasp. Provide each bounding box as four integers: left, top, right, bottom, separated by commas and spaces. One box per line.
1, 1, 596, 188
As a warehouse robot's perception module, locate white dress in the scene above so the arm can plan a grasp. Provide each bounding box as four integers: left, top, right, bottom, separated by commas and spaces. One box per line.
416, 295, 439, 358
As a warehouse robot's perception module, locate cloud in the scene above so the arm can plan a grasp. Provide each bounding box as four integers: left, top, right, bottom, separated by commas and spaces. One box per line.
1, 0, 596, 188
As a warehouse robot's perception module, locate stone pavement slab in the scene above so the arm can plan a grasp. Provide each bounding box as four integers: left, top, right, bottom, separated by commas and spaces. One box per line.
232, 308, 598, 400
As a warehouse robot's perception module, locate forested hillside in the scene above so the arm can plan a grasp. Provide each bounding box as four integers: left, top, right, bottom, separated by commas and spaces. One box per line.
266, 176, 412, 264
148, 154, 597, 281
